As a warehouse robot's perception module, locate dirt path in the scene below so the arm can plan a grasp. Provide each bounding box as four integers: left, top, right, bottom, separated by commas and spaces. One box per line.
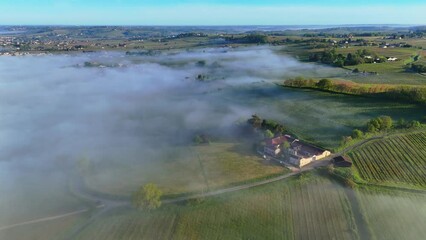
0, 209, 89, 232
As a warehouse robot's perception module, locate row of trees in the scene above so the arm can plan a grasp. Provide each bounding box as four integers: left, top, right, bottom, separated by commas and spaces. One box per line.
366, 116, 393, 132
247, 114, 286, 138
342, 115, 423, 146
225, 34, 268, 44
309, 48, 385, 67
283, 77, 426, 104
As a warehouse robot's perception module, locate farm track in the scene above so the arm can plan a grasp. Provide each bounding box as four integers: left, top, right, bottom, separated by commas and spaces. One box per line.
0, 209, 89, 232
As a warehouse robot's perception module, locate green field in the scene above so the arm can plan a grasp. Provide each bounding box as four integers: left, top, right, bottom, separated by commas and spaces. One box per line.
85, 142, 286, 197
75, 175, 359, 240
357, 187, 426, 240
251, 86, 426, 148
348, 131, 426, 187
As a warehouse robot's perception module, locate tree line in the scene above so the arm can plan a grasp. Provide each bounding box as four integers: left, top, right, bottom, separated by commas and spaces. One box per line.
341, 115, 423, 145
309, 48, 386, 67
247, 114, 287, 138
283, 77, 426, 105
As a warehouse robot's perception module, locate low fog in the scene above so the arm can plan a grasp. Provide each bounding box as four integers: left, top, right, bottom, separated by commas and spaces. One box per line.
0, 46, 345, 225
0, 47, 341, 168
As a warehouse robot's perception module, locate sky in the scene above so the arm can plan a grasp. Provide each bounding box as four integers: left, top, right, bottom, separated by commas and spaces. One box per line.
0, 0, 425, 25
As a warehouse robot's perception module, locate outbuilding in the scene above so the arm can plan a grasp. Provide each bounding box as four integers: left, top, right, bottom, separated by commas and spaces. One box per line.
332, 156, 352, 167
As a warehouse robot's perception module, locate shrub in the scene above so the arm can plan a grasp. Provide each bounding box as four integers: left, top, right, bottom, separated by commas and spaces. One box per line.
351, 129, 363, 139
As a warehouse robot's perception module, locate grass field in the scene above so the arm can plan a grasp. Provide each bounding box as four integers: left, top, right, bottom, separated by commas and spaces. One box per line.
246, 85, 426, 148
357, 187, 426, 240
75, 174, 359, 240
348, 131, 426, 187
85, 141, 286, 197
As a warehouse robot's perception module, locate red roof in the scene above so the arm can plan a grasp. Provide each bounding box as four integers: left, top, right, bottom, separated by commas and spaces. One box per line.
266, 136, 288, 146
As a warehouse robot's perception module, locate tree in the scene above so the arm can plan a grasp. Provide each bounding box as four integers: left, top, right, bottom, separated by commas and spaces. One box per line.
397, 118, 407, 128
367, 123, 377, 133
264, 129, 274, 138
367, 116, 393, 132
193, 135, 203, 144
316, 79, 333, 90
352, 129, 363, 139
132, 183, 163, 210
248, 114, 262, 129
341, 136, 353, 145
282, 140, 290, 149
379, 116, 393, 130
408, 120, 421, 128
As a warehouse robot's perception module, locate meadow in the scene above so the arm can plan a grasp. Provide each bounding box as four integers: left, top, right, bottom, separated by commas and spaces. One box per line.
74, 174, 359, 240
85, 141, 286, 197
348, 131, 426, 188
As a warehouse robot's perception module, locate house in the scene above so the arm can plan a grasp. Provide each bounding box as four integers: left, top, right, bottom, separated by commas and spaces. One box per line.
263, 135, 331, 168
387, 57, 398, 61
286, 136, 331, 168
332, 156, 352, 167
264, 136, 287, 156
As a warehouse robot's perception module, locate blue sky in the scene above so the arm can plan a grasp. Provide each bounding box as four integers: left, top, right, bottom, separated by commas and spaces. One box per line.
1, 0, 425, 25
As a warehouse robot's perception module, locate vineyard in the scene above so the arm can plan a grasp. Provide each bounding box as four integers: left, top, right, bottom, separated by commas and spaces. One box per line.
357, 188, 426, 240
348, 131, 426, 187
74, 175, 358, 240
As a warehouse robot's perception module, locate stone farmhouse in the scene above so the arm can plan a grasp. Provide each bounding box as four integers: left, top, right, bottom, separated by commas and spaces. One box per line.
263, 135, 331, 168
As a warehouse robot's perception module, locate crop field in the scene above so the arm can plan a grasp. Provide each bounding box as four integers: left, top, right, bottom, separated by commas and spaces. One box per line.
85, 141, 286, 197
74, 175, 359, 240
357, 187, 426, 240
348, 131, 426, 187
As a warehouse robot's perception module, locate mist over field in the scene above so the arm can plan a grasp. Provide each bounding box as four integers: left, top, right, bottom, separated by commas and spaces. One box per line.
0, 47, 336, 168
3, 45, 424, 230
0, 46, 348, 225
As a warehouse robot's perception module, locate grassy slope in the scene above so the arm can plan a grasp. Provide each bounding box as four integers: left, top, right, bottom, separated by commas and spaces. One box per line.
75, 175, 358, 240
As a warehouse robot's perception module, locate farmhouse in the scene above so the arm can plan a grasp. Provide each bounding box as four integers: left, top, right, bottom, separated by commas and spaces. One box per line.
332, 156, 352, 167
263, 135, 331, 168
286, 136, 331, 167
